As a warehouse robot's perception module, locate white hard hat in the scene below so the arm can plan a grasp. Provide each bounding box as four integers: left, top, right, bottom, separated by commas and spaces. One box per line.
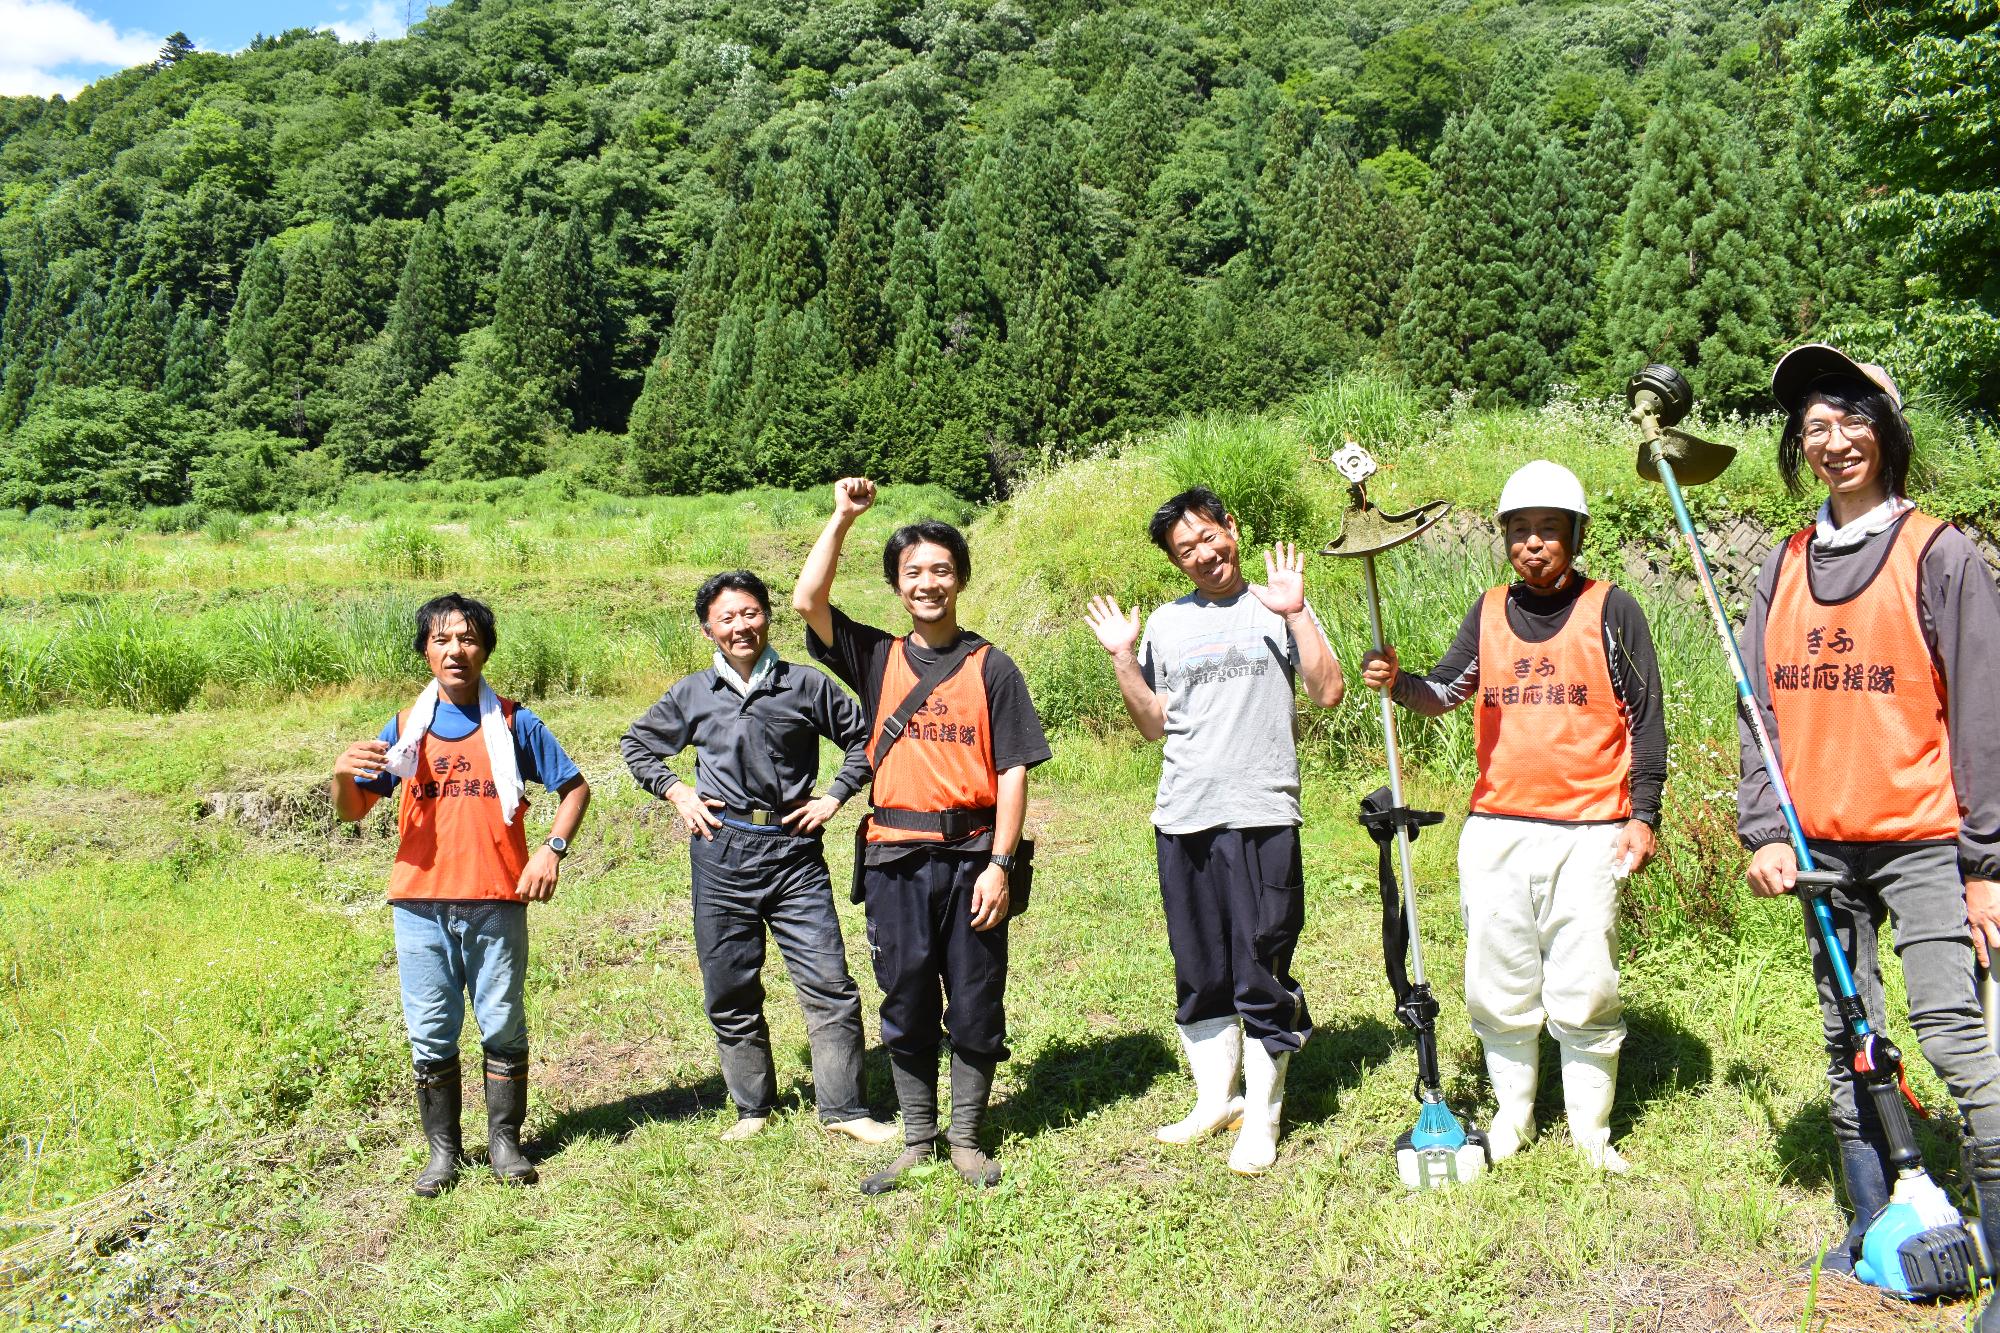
1496, 460, 1589, 523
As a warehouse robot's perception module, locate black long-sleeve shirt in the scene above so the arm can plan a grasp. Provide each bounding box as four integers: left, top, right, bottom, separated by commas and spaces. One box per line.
1737, 517, 2000, 879
621, 658, 873, 812
1387, 575, 1669, 824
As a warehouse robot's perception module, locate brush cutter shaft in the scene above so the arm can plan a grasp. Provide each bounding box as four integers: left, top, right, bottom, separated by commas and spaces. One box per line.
1650, 456, 1872, 1014
1361, 555, 1429, 986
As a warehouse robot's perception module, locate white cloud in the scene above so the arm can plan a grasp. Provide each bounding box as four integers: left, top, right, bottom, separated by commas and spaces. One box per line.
0, 0, 162, 97
325, 0, 407, 43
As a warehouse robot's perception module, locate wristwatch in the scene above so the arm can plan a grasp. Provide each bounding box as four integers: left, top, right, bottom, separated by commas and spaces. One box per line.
988, 852, 1016, 877
545, 836, 569, 859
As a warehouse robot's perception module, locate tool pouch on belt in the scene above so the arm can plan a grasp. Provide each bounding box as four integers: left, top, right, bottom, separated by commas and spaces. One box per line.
1357, 785, 1443, 1012
849, 814, 872, 904
1006, 838, 1035, 919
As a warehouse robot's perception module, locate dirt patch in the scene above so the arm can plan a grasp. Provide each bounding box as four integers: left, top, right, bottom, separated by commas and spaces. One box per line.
200, 784, 343, 838
536, 1032, 693, 1107
1521, 1263, 1964, 1332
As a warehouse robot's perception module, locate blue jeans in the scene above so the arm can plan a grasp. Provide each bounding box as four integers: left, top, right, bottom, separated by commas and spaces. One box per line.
392, 901, 529, 1066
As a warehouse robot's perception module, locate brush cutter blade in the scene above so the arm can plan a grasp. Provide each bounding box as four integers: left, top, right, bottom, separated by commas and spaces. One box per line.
1626, 364, 1736, 487
1637, 426, 1736, 487
1322, 497, 1452, 558
1319, 439, 1453, 558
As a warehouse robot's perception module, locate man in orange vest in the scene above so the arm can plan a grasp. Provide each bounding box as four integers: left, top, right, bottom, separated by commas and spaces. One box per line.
793, 478, 1051, 1193
1362, 462, 1665, 1171
332, 594, 591, 1196
1084, 487, 1345, 1175
1739, 346, 2000, 1286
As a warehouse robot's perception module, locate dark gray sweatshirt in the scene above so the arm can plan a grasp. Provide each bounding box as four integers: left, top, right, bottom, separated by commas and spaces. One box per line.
1737, 514, 2000, 879
622, 657, 873, 813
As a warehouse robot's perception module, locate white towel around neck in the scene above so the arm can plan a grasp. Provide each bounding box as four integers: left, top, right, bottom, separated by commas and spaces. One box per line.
714, 646, 779, 697
382, 679, 525, 825
1813, 494, 1913, 551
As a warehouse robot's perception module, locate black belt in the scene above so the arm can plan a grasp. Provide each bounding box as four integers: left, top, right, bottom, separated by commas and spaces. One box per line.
870, 806, 996, 841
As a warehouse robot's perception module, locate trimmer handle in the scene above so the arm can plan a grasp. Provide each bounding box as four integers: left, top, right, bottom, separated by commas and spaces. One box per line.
1792, 869, 1853, 899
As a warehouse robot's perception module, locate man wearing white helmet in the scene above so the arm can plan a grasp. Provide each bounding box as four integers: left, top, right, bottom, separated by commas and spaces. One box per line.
1361, 460, 1666, 1171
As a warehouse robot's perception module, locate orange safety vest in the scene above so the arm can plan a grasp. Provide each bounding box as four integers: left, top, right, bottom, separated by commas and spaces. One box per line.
1470, 578, 1633, 822
866, 641, 996, 844
1764, 511, 1958, 843
388, 699, 532, 901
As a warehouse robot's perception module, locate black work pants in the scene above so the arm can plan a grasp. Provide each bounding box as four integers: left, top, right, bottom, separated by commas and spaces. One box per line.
862, 850, 1010, 1063
688, 823, 870, 1121
1156, 825, 1313, 1055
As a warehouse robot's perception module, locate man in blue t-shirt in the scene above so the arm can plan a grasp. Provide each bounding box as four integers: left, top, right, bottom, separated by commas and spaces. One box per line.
333, 592, 590, 1196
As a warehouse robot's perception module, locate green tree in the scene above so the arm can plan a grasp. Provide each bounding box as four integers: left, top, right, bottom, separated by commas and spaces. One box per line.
215, 240, 280, 428
825, 185, 891, 368
163, 298, 223, 408
383, 211, 463, 390
1394, 108, 1547, 405
0, 387, 202, 511
1599, 91, 1784, 410
1276, 134, 1407, 377
1797, 0, 1993, 402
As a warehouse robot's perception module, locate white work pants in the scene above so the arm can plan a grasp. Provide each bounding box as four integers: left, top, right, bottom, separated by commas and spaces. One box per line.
1457, 815, 1625, 1058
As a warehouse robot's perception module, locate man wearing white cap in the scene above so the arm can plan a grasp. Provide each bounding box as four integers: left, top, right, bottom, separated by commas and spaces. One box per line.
1362, 461, 1666, 1171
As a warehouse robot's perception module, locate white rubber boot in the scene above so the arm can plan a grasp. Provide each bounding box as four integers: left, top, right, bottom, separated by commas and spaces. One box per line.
1156, 1016, 1244, 1145
1227, 1039, 1289, 1175
1560, 1046, 1628, 1174
1482, 1031, 1540, 1163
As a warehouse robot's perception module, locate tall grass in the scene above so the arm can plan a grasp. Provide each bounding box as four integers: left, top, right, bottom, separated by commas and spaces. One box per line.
1159, 410, 1316, 546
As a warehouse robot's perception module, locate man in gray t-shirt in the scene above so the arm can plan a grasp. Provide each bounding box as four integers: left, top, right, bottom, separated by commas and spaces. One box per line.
1086, 487, 1343, 1176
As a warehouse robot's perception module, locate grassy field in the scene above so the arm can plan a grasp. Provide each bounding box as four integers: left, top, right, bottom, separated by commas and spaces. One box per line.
3, 388, 1996, 1330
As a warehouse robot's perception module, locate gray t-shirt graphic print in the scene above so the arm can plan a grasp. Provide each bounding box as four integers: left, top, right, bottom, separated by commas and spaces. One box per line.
1138, 590, 1321, 834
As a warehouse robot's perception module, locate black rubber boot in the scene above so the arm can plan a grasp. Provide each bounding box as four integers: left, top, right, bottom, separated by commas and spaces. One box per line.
1966, 1136, 2000, 1329
412, 1056, 463, 1198
946, 1052, 1001, 1188
1819, 1135, 1891, 1277
483, 1048, 538, 1186
861, 1049, 939, 1195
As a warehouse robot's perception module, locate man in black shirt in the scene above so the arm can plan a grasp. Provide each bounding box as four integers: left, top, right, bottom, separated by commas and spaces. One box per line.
623, 570, 895, 1146
793, 478, 1052, 1192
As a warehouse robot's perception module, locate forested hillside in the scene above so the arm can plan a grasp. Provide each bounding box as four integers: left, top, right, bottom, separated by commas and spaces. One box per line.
0, 0, 1990, 513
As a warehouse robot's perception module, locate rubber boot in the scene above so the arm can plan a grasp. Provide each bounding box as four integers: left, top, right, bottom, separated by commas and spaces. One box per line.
483, 1049, 538, 1186
1482, 1030, 1540, 1163
946, 1052, 1001, 1188
412, 1056, 462, 1198
1227, 1039, 1290, 1176
1559, 1046, 1628, 1174
1966, 1135, 2000, 1328
861, 1049, 940, 1195
1812, 1136, 1889, 1277
1156, 1016, 1245, 1145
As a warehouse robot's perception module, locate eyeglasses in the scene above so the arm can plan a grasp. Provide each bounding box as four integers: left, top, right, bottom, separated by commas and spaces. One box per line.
1802, 418, 1876, 444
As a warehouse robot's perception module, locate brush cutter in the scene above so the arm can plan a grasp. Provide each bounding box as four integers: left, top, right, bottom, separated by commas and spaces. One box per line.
1321, 440, 1488, 1191
1627, 364, 1990, 1298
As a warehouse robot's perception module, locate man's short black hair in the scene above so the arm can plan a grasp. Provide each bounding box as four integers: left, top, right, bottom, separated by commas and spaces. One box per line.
1778, 375, 1914, 499
1148, 487, 1232, 554
882, 521, 972, 587
695, 569, 772, 623
412, 593, 497, 654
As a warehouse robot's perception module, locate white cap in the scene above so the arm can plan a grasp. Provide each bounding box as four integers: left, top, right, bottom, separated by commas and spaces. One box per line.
1496, 460, 1588, 523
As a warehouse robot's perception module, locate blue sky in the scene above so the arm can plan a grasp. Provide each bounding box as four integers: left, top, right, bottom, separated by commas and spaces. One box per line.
2, 0, 415, 98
